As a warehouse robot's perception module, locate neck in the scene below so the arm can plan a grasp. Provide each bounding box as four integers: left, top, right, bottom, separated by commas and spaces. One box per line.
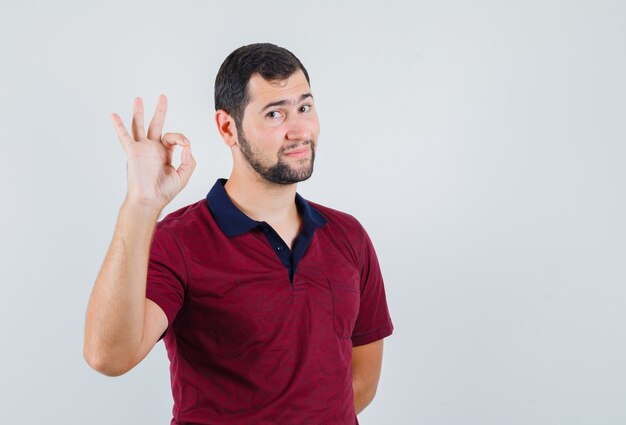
224, 167, 299, 224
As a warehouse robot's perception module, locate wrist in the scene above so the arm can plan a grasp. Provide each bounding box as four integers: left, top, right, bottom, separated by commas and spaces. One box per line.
121, 197, 163, 219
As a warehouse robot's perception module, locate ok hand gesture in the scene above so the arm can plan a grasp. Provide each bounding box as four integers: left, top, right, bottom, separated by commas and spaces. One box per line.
112, 95, 196, 211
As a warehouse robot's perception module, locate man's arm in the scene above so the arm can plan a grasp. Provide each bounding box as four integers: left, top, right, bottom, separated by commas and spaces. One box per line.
83, 201, 168, 376
352, 338, 384, 415
83, 95, 195, 376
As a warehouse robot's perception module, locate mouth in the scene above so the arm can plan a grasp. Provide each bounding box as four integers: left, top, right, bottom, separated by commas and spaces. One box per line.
283, 146, 310, 158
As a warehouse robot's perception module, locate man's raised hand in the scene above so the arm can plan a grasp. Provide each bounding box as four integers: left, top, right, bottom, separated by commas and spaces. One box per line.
111, 95, 196, 212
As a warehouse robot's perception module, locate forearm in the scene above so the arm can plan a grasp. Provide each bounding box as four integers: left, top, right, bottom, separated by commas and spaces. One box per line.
83, 199, 160, 374
353, 377, 376, 415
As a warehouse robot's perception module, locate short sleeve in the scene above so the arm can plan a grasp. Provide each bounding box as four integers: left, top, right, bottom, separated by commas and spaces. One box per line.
351, 226, 394, 347
146, 223, 187, 340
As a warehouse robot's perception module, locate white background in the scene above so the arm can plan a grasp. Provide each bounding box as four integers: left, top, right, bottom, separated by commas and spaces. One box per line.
1, 1, 625, 423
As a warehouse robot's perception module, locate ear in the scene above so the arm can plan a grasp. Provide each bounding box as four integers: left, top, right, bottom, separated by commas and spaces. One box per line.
215, 110, 238, 147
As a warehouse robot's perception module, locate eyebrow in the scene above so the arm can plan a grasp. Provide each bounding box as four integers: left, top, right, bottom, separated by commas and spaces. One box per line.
260, 93, 314, 113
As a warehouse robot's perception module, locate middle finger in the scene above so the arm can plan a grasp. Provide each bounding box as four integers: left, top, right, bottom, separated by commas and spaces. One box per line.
147, 94, 168, 141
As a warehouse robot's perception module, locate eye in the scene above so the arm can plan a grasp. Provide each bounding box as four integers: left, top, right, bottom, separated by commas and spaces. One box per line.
266, 111, 283, 119
299, 104, 312, 113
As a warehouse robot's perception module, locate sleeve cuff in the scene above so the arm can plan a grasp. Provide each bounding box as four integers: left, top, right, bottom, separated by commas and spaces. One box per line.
351, 322, 394, 347
145, 292, 176, 341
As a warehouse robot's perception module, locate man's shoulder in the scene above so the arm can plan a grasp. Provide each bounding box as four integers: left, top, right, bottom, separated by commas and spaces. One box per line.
156, 198, 209, 233
306, 199, 366, 234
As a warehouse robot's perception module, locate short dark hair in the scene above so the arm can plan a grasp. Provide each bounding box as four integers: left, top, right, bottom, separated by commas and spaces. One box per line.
214, 43, 310, 129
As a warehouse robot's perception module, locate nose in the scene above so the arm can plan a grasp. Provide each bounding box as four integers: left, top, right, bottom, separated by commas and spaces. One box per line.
285, 115, 313, 142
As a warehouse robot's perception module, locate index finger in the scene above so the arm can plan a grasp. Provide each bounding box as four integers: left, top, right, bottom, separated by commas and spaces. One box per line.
147, 94, 168, 141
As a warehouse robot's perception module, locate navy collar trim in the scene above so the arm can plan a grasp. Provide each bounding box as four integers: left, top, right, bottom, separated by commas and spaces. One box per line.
206, 178, 327, 238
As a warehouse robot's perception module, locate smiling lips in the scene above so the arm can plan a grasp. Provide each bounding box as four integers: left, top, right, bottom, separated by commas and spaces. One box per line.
283, 147, 310, 158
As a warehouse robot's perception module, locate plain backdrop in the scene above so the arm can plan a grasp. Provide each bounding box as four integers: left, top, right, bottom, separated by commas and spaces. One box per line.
1, 1, 625, 424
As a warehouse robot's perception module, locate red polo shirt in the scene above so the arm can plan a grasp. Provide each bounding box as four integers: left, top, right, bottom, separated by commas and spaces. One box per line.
146, 179, 394, 424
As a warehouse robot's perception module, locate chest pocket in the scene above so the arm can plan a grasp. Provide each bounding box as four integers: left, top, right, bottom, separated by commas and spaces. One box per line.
328, 277, 361, 339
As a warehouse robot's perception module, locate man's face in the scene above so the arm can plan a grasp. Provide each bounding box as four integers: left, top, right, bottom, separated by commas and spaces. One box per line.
236, 70, 320, 185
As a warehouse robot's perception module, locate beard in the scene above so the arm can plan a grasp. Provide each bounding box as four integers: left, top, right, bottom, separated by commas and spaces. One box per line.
237, 130, 316, 185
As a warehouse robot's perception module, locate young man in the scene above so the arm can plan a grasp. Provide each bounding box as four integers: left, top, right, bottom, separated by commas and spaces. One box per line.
84, 43, 394, 424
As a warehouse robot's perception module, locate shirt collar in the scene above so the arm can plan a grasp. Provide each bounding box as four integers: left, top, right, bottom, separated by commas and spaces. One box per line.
206, 178, 327, 238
